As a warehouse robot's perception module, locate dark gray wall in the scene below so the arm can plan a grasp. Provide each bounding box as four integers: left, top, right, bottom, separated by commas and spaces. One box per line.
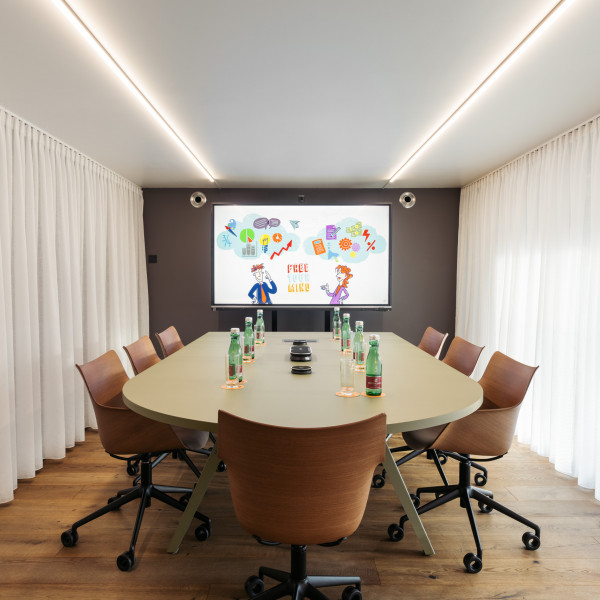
142, 188, 460, 351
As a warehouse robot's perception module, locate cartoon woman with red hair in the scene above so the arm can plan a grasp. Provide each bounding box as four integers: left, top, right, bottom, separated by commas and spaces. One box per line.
321, 265, 353, 304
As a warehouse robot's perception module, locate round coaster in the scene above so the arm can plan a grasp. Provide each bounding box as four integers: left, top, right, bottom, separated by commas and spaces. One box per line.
335, 391, 360, 397
220, 384, 244, 390
361, 391, 386, 397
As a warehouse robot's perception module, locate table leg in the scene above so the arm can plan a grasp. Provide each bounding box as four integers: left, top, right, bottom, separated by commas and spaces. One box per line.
167, 447, 220, 554
383, 444, 434, 556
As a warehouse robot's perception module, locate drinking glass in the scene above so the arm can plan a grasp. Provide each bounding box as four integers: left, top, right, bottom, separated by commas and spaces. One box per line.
222, 354, 242, 389
337, 355, 359, 397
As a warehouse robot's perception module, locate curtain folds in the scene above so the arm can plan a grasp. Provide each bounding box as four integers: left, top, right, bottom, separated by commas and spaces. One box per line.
0, 107, 149, 503
457, 114, 600, 500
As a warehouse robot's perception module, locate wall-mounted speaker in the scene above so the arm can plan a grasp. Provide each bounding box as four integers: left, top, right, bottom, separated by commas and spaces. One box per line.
399, 192, 416, 208
190, 191, 207, 208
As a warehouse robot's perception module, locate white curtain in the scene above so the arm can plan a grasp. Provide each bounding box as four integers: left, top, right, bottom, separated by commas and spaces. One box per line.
456, 114, 600, 500
0, 107, 149, 504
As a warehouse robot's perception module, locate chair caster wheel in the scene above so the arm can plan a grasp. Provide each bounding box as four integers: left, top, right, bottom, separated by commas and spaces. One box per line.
478, 500, 493, 513
438, 453, 448, 465
372, 474, 386, 489
116, 550, 135, 571
387, 523, 404, 541
474, 472, 487, 486
195, 524, 211, 541
217, 461, 227, 472
61, 529, 78, 547
245, 575, 264, 597
126, 461, 139, 476
463, 552, 482, 573
522, 531, 540, 550
410, 493, 420, 508
342, 585, 362, 600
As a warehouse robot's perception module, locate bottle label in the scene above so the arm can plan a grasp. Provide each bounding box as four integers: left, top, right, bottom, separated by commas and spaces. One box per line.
228, 364, 236, 378
366, 375, 382, 391
244, 344, 250, 354
354, 350, 365, 363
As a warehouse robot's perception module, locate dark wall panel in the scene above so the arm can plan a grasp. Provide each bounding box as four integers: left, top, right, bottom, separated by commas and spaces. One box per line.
142, 188, 460, 350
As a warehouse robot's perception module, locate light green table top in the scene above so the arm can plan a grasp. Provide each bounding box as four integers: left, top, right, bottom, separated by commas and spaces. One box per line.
123, 331, 482, 434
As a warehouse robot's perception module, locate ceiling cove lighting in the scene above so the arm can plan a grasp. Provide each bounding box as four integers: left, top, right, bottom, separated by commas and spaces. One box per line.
51, 0, 216, 184
385, 0, 576, 187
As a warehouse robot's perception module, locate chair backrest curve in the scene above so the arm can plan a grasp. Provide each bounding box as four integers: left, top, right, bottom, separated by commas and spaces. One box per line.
442, 336, 484, 377
124, 335, 161, 375
218, 411, 386, 546
155, 326, 184, 358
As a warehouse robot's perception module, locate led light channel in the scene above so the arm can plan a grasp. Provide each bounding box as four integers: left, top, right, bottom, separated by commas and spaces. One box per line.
386, 0, 576, 186
51, 0, 215, 183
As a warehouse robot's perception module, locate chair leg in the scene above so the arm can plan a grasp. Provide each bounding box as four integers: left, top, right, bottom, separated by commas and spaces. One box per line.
390, 456, 541, 573
61, 452, 211, 572
249, 545, 361, 600
470, 488, 541, 539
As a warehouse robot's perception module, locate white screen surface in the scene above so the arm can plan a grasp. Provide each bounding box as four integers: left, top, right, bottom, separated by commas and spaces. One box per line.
212, 204, 390, 307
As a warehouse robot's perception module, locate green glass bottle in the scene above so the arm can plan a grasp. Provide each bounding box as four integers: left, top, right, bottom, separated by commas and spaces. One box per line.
365, 334, 382, 396
255, 309, 265, 345
243, 317, 253, 363
332, 307, 341, 341
340, 312, 352, 353
353, 320, 365, 370
228, 328, 243, 383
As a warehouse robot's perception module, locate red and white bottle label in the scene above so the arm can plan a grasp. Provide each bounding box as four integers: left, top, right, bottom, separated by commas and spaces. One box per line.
366, 375, 382, 390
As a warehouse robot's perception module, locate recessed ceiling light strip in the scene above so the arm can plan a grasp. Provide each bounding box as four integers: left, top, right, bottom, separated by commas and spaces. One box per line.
384, 0, 574, 187
51, 0, 216, 184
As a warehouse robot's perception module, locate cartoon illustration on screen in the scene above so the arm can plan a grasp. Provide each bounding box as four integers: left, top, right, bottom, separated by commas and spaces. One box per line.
321, 264, 352, 304
248, 264, 278, 304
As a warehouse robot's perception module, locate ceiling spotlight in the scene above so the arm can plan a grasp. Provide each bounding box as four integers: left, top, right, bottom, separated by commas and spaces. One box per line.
399, 192, 416, 208
190, 191, 207, 208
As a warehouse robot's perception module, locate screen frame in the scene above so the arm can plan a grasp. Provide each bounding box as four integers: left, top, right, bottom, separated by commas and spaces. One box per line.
211, 202, 392, 310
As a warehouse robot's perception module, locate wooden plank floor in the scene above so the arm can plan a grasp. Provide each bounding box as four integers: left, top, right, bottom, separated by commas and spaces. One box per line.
1, 430, 599, 599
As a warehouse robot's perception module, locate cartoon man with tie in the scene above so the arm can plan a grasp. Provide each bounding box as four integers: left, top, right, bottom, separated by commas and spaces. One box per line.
248, 263, 278, 304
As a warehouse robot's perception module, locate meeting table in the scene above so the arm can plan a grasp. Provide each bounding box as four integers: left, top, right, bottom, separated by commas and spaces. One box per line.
123, 331, 483, 556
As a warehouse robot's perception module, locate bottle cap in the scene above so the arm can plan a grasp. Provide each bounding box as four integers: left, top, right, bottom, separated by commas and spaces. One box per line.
257, 309, 263, 315
230, 327, 240, 333
343, 313, 350, 318
356, 321, 363, 327
334, 307, 340, 311
245, 316, 252, 322
369, 334, 379, 341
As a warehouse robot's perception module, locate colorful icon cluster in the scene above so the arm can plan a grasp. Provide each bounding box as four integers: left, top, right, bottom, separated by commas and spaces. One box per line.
313, 221, 375, 258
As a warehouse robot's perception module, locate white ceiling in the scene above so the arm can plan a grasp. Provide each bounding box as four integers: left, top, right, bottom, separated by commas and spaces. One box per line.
1, 0, 599, 189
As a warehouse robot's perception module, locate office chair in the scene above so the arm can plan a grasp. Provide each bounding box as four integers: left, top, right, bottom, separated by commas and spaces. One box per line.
155, 325, 184, 358
218, 410, 386, 600
387, 351, 540, 573
417, 326, 448, 358
372, 336, 484, 489
123, 335, 223, 476
61, 350, 211, 571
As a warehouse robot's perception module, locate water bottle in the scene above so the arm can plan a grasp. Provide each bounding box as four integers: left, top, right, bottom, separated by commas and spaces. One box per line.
228, 328, 243, 383
341, 313, 352, 354
332, 307, 341, 340
255, 309, 265, 345
243, 317, 253, 363
366, 334, 382, 396
353, 321, 365, 370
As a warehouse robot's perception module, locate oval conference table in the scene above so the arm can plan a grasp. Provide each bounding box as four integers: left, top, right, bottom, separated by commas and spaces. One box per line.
123, 331, 482, 556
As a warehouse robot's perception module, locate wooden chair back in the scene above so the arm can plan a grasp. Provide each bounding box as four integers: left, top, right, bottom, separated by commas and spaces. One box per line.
218, 411, 386, 546
418, 326, 448, 358
442, 336, 484, 376
432, 351, 538, 456
123, 335, 161, 375
76, 350, 182, 455
155, 326, 184, 358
